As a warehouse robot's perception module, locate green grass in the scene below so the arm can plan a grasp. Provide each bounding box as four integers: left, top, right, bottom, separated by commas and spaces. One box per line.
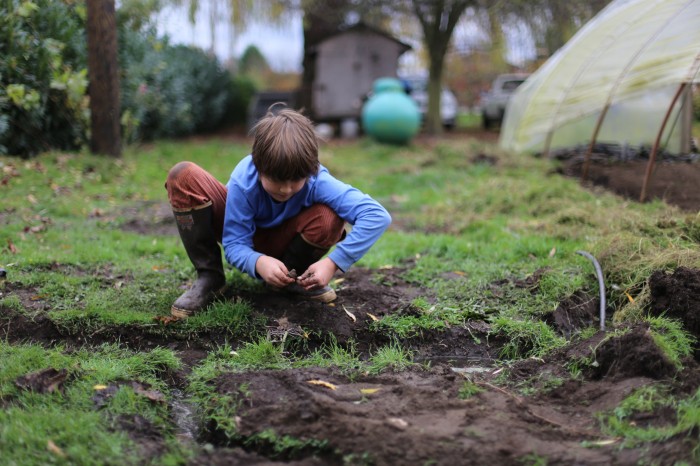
600, 385, 700, 462
0, 342, 187, 465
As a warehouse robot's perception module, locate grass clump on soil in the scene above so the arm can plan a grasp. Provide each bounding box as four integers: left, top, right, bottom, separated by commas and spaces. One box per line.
490, 315, 566, 360
0, 342, 188, 465
599, 385, 700, 461
645, 315, 696, 370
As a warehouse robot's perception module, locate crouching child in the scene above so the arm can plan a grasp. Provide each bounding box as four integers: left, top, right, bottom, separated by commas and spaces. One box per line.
165, 107, 391, 318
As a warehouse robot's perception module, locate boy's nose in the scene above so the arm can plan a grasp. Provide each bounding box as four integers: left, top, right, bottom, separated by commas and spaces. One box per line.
280, 183, 294, 194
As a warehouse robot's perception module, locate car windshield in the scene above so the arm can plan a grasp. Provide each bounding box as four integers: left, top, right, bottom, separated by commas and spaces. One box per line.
502, 80, 526, 92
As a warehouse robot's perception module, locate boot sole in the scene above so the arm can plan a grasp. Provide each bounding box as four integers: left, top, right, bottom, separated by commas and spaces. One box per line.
170, 285, 228, 319
170, 306, 194, 319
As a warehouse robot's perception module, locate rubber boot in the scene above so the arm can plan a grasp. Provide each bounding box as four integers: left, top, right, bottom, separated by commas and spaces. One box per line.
171, 205, 226, 318
281, 234, 337, 303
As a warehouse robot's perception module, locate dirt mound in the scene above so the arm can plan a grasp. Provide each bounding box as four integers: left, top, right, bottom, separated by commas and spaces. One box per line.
545, 291, 601, 337
591, 325, 678, 380
648, 267, 700, 346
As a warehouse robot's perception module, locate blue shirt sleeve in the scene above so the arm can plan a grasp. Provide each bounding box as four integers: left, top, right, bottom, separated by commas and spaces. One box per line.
310, 170, 391, 272
222, 182, 263, 278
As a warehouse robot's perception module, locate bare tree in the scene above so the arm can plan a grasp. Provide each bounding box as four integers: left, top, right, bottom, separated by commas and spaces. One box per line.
86, 0, 121, 156
411, 0, 473, 135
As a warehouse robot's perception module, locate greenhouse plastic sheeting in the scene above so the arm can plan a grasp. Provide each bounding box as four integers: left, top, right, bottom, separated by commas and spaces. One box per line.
499, 0, 700, 155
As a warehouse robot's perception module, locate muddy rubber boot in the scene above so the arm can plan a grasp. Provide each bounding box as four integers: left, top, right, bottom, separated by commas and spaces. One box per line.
171, 206, 226, 318
282, 234, 337, 303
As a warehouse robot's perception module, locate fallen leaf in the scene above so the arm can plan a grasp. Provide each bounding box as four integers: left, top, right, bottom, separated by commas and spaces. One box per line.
452, 270, 465, 276
589, 438, 619, 446
93, 384, 108, 390
131, 381, 166, 404
307, 379, 338, 390
342, 305, 356, 323
7, 239, 18, 254
153, 315, 181, 325
47, 440, 66, 458
549, 247, 557, 257
360, 388, 381, 395
625, 291, 635, 303
366, 313, 379, 322
386, 417, 409, 430
15, 368, 68, 394
331, 277, 345, 285
27, 194, 37, 204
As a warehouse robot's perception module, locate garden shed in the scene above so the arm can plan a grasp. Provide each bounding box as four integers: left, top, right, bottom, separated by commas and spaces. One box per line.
311, 23, 411, 123
500, 0, 700, 162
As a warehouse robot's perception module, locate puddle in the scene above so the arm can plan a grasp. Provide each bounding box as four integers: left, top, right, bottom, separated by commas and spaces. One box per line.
170, 389, 200, 443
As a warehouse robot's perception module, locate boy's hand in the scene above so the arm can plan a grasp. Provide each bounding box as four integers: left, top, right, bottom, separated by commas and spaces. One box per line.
298, 258, 338, 290
255, 255, 295, 288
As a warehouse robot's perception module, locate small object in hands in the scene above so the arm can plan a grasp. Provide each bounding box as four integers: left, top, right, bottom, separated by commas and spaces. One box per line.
287, 269, 298, 279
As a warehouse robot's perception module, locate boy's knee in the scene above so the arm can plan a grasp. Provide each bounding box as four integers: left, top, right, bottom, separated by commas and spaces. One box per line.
167, 161, 195, 185
302, 205, 345, 247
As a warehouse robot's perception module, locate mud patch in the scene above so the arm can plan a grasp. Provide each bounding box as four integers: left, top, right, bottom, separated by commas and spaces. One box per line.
118, 201, 177, 236
561, 158, 700, 211
545, 291, 600, 337
198, 365, 693, 465
648, 267, 700, 345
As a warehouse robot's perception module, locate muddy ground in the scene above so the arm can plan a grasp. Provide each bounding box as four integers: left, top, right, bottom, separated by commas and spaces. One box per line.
2, 250, 699, 465
560, 155, 700, 212
2, 135, 700, 465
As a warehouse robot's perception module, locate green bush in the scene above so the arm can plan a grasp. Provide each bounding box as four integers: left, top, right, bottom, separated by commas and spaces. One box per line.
119, 28, 237, 142
1, 1, 256, 155
0, 0, 89, 156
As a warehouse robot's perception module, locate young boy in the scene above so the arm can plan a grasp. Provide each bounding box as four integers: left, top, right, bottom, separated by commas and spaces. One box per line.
165, 107, 392, 318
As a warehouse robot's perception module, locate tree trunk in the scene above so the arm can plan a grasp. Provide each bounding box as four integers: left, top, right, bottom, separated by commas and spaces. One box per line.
414, 0, 471, 135
86, 0, 121, 157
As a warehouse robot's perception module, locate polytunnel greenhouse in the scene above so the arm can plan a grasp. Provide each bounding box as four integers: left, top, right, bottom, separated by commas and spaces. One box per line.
499, 0, 700, 169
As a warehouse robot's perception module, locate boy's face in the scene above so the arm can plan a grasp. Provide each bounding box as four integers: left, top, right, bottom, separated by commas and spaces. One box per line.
259, 175, 306, 202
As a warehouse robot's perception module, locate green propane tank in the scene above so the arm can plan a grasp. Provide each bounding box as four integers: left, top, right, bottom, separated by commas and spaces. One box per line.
361, 77, 420, 145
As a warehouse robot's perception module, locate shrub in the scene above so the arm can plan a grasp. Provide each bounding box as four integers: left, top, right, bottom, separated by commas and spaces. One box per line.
0, 0, 89, 156
118, 29, 247, 142
2, 2, 257, 154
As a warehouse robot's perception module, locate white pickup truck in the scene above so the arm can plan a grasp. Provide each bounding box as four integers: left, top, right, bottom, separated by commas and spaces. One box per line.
481, 74, 529, 129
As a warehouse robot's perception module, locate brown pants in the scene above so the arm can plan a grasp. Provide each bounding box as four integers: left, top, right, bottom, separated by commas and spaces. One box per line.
165, 161, 345, 258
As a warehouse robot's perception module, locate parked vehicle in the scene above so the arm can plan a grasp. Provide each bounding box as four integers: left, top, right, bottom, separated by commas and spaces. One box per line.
481, 73, 529, 129
402, 76, 459, 129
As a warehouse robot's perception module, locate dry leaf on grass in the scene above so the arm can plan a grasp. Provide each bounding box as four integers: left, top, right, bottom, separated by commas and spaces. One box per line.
14, 368, 68, 394
47, 440, 66, 458
153, 315, 181, 325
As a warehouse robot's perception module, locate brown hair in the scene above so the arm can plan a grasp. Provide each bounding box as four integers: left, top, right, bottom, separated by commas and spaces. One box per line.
251, 106, 319, 181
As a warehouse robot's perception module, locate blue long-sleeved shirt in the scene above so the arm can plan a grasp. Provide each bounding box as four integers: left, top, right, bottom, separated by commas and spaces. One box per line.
222, 155, 391, 278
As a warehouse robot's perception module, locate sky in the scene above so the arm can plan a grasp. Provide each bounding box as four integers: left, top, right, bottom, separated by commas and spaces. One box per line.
154, 4, 305, 72
153, 4, 535, 74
